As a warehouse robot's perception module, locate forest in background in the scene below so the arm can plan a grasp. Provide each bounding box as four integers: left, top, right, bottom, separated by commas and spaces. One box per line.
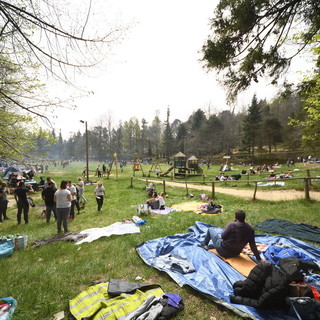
32, 92, 304, 163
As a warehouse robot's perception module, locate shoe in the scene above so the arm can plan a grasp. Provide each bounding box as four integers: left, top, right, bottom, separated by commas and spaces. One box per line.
4, 217, 10, 220
197, 243, 209, 250
0, 220, 3, 223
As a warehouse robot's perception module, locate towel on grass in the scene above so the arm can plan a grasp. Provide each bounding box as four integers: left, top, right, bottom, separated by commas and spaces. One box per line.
149, 207, 177, 215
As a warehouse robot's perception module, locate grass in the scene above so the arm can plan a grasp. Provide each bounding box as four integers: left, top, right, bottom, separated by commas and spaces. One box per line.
0, 161, 319, 319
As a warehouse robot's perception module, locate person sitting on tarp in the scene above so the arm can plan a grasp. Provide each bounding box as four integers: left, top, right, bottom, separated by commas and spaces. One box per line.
146, 192, 160, 210
198, 210, 266, 262
157, 192, 166, 210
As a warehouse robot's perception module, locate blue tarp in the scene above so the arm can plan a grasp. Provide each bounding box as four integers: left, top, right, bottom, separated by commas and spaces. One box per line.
0, 239, 14, 260
2, 166, 20, 179
136, 221, 320, 320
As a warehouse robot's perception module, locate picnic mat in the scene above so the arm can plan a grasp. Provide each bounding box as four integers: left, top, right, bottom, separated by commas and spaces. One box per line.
209, 249, 257, 277
149, 207, 177, 215
171, 201, 206, 213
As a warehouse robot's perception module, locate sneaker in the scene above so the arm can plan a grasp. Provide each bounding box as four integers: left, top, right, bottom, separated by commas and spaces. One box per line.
197, 243, 209, 250
4, 217, 10, 220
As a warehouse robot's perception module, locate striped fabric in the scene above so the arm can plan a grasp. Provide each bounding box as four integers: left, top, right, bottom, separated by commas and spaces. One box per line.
69, 281, 164, 320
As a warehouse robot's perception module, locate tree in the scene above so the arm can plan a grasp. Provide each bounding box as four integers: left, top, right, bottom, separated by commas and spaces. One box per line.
241, 95, 262, 155
202, 0, 320, 100
176, 122, 188, 154
291, 73, 320, 151
0, 0, 121, 117
0, 1, 122, 161
200, 115, 224, 156
162, 108, 174, 160
262, 118, 283, 153
0, 109, 37, 160
149, 113, 162, 158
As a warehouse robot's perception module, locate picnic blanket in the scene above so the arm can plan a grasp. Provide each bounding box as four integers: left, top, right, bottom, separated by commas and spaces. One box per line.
76, 222, 140, 245
136, 221, 320, 320
171, 201, 206, 213
149, 207, 177, 215
255, 218, 320, 243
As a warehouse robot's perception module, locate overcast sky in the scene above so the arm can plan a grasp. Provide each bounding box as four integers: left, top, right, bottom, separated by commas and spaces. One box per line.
47, 0, 308, 137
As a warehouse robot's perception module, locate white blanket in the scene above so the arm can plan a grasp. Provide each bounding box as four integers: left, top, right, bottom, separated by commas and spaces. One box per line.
76, 222, 140, 245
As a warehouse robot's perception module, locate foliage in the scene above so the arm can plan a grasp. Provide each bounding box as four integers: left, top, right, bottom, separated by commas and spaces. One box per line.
46, 92, 309, 162
291, 73, 320, 151
201, 0, 320, 100
161, 108, 174, 160
241, 95, 262, 154
0, 109, 38, 160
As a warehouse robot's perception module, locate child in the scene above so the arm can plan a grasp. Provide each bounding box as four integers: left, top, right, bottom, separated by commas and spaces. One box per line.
94, 182, 106, 212
158, 192, 166, 210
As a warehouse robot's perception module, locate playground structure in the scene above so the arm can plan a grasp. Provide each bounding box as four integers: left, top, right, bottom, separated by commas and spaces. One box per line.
148, 161, 162, 177
187, 155, 203, 175
132, 153, 145, 176
106, 153, 119, 178
160, 152, 203, 178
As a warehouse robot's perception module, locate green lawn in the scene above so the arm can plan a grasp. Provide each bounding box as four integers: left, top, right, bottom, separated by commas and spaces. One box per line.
0, 161, 319, 320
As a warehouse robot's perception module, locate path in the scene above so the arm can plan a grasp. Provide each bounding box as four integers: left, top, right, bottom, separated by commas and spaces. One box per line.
144, 179, 320, 201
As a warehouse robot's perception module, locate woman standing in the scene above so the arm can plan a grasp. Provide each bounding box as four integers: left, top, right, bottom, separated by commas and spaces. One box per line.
54, 180, 72, 233
0, 182, 9, 222
94, 182, 106, 212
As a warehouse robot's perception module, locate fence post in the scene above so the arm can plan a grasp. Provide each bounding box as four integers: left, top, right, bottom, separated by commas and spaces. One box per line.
304, 178, 310, 200
163, 180, 166, 194
306, 169, 312, 186
211, 181, 215, 199
253, 181, 258, 200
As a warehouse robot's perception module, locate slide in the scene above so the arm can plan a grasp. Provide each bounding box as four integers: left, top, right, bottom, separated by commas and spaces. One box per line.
160, 166, 174, 177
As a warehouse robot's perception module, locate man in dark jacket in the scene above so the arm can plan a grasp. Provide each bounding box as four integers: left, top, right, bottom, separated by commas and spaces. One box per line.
199, 210, 265, 262
42, 181, 57, 223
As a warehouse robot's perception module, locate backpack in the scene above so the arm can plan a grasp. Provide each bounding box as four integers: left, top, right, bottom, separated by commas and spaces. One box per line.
286, 297, 320, 320
75, 186, 80, 200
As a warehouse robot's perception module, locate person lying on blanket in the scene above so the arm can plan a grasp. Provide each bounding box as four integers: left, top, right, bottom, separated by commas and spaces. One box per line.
199, 210, 267, 263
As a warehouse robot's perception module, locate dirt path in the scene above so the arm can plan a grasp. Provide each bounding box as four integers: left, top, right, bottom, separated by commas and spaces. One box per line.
144, 179, 320, 201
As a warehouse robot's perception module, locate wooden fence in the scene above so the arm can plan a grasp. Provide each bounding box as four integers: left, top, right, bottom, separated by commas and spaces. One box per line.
130, 175, 320, 201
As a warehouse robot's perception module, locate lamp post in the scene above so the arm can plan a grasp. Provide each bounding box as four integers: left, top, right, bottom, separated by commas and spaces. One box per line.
80, 120, 89, 182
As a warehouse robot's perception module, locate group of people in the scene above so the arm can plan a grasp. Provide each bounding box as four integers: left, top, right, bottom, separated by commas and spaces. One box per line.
146, 191, 166, 210
4, 170, 267, 266
8, 176, 89, 233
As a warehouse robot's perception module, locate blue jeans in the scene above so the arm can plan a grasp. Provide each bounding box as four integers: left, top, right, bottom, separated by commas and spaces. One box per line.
202, 227, 235, 258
